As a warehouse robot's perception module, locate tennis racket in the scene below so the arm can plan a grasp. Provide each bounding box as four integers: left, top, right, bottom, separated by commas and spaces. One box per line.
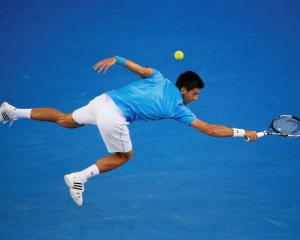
246, 115, 300, 141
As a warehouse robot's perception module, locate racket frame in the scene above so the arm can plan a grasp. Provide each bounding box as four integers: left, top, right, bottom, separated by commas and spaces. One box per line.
259, 115, 300, 138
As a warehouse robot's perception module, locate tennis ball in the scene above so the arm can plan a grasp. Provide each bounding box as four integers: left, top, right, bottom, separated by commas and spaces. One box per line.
174, 50, 184, 61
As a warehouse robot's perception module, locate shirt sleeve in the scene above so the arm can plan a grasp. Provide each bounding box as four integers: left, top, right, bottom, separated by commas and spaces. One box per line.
173, 104, 197, 126
145, 69, 165, 81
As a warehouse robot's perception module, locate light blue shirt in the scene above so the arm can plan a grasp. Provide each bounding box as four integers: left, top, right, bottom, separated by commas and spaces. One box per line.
107, 69, 197, 125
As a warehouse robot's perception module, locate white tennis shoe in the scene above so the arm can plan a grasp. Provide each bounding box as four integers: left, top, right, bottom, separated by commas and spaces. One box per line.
0, 102, 16, 123
64, 172, 86, 206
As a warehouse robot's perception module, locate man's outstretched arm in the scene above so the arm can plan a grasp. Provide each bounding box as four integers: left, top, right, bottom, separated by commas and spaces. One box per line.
191, 119, 258, 141
93, 56, 153, 78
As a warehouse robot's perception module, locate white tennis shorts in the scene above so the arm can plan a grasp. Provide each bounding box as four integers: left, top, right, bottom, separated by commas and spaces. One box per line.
72, 94, 132, 153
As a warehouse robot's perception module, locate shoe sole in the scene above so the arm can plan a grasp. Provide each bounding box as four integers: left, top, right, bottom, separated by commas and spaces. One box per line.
69, 189, 82, 206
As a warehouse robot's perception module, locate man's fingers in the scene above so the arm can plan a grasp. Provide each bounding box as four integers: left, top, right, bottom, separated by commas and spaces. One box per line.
93, 61, 104, 69
94, 62, 104, 73
93, 62, 100, 68
97, 67, 104, 74
97, 64, 106, 74
93, 59, 114, 74
103, 65, 111, 74
245, 132, 258, 141
250, 133, 258, 141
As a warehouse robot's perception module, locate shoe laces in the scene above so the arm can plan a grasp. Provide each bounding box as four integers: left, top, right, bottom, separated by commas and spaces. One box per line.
2, 119, 17, 127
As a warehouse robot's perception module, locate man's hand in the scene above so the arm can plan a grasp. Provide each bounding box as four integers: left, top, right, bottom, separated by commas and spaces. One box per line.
93, 57, 116, 74
94, 56, 153, 78
245, 130, 258, 141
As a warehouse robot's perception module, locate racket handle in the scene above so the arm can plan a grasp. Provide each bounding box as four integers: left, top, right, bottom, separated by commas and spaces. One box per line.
245, 131, 266, 141
256, 131, 266, 138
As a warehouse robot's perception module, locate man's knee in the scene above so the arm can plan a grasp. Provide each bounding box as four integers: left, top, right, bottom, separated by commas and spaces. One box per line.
57, 114, 81, 129
125, 150, 133, 160
115, 150, 133, 161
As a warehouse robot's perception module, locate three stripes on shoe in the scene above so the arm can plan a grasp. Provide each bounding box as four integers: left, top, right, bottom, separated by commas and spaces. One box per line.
2, 113, 10, 121
72, 182, 83, 191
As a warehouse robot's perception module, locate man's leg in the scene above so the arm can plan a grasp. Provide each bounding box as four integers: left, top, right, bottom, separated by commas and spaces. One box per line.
95, 150, 133, 173
31, 108, 81, 128
64, 150, 133, 206
0, 102, 81, 128
71, 150, 133, 183
64, 94, 134, 206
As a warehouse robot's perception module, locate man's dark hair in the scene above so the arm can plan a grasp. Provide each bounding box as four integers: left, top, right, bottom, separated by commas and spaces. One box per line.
175, 71, 205, 91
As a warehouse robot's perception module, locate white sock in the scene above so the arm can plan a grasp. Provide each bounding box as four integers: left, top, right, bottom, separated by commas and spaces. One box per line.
79, 164, 99, 182
15, 108, 32, 119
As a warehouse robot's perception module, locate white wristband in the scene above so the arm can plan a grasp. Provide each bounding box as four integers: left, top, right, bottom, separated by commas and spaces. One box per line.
232, 128, 245, 137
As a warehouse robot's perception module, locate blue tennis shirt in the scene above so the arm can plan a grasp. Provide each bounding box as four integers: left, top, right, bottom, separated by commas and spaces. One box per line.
107, 69, 197, 125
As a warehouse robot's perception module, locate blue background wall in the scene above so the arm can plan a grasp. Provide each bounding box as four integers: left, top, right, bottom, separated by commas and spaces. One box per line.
1, 0, 299, 239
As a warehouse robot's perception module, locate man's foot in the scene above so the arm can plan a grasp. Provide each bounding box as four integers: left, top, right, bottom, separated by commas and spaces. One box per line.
64, 172, 86, 206
0, 102, 16, 123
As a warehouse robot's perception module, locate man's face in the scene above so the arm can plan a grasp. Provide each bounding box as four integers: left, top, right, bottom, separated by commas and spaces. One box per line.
181, 87, 200, 105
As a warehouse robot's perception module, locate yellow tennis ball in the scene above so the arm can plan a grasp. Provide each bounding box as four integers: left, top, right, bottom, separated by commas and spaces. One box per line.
174, 50, 184, 61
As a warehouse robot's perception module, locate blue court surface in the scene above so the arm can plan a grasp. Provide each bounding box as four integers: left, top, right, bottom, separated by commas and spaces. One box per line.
1, 1, 300, 239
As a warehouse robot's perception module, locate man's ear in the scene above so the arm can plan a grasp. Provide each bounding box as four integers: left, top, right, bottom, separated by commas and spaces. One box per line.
180, 87, 187, 94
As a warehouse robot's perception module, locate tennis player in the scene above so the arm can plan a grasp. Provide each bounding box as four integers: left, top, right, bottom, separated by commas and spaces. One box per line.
0, 56, 258, 206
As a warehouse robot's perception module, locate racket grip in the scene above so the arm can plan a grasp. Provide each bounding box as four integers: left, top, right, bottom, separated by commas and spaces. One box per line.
245, 131, 266, 141
256, 132, 266, 138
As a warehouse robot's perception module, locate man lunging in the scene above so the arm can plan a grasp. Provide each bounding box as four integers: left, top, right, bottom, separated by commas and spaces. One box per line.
0, 56, 257, 206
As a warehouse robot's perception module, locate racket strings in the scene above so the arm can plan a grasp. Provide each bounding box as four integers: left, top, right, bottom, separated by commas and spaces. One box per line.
272, 118, 300, 135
